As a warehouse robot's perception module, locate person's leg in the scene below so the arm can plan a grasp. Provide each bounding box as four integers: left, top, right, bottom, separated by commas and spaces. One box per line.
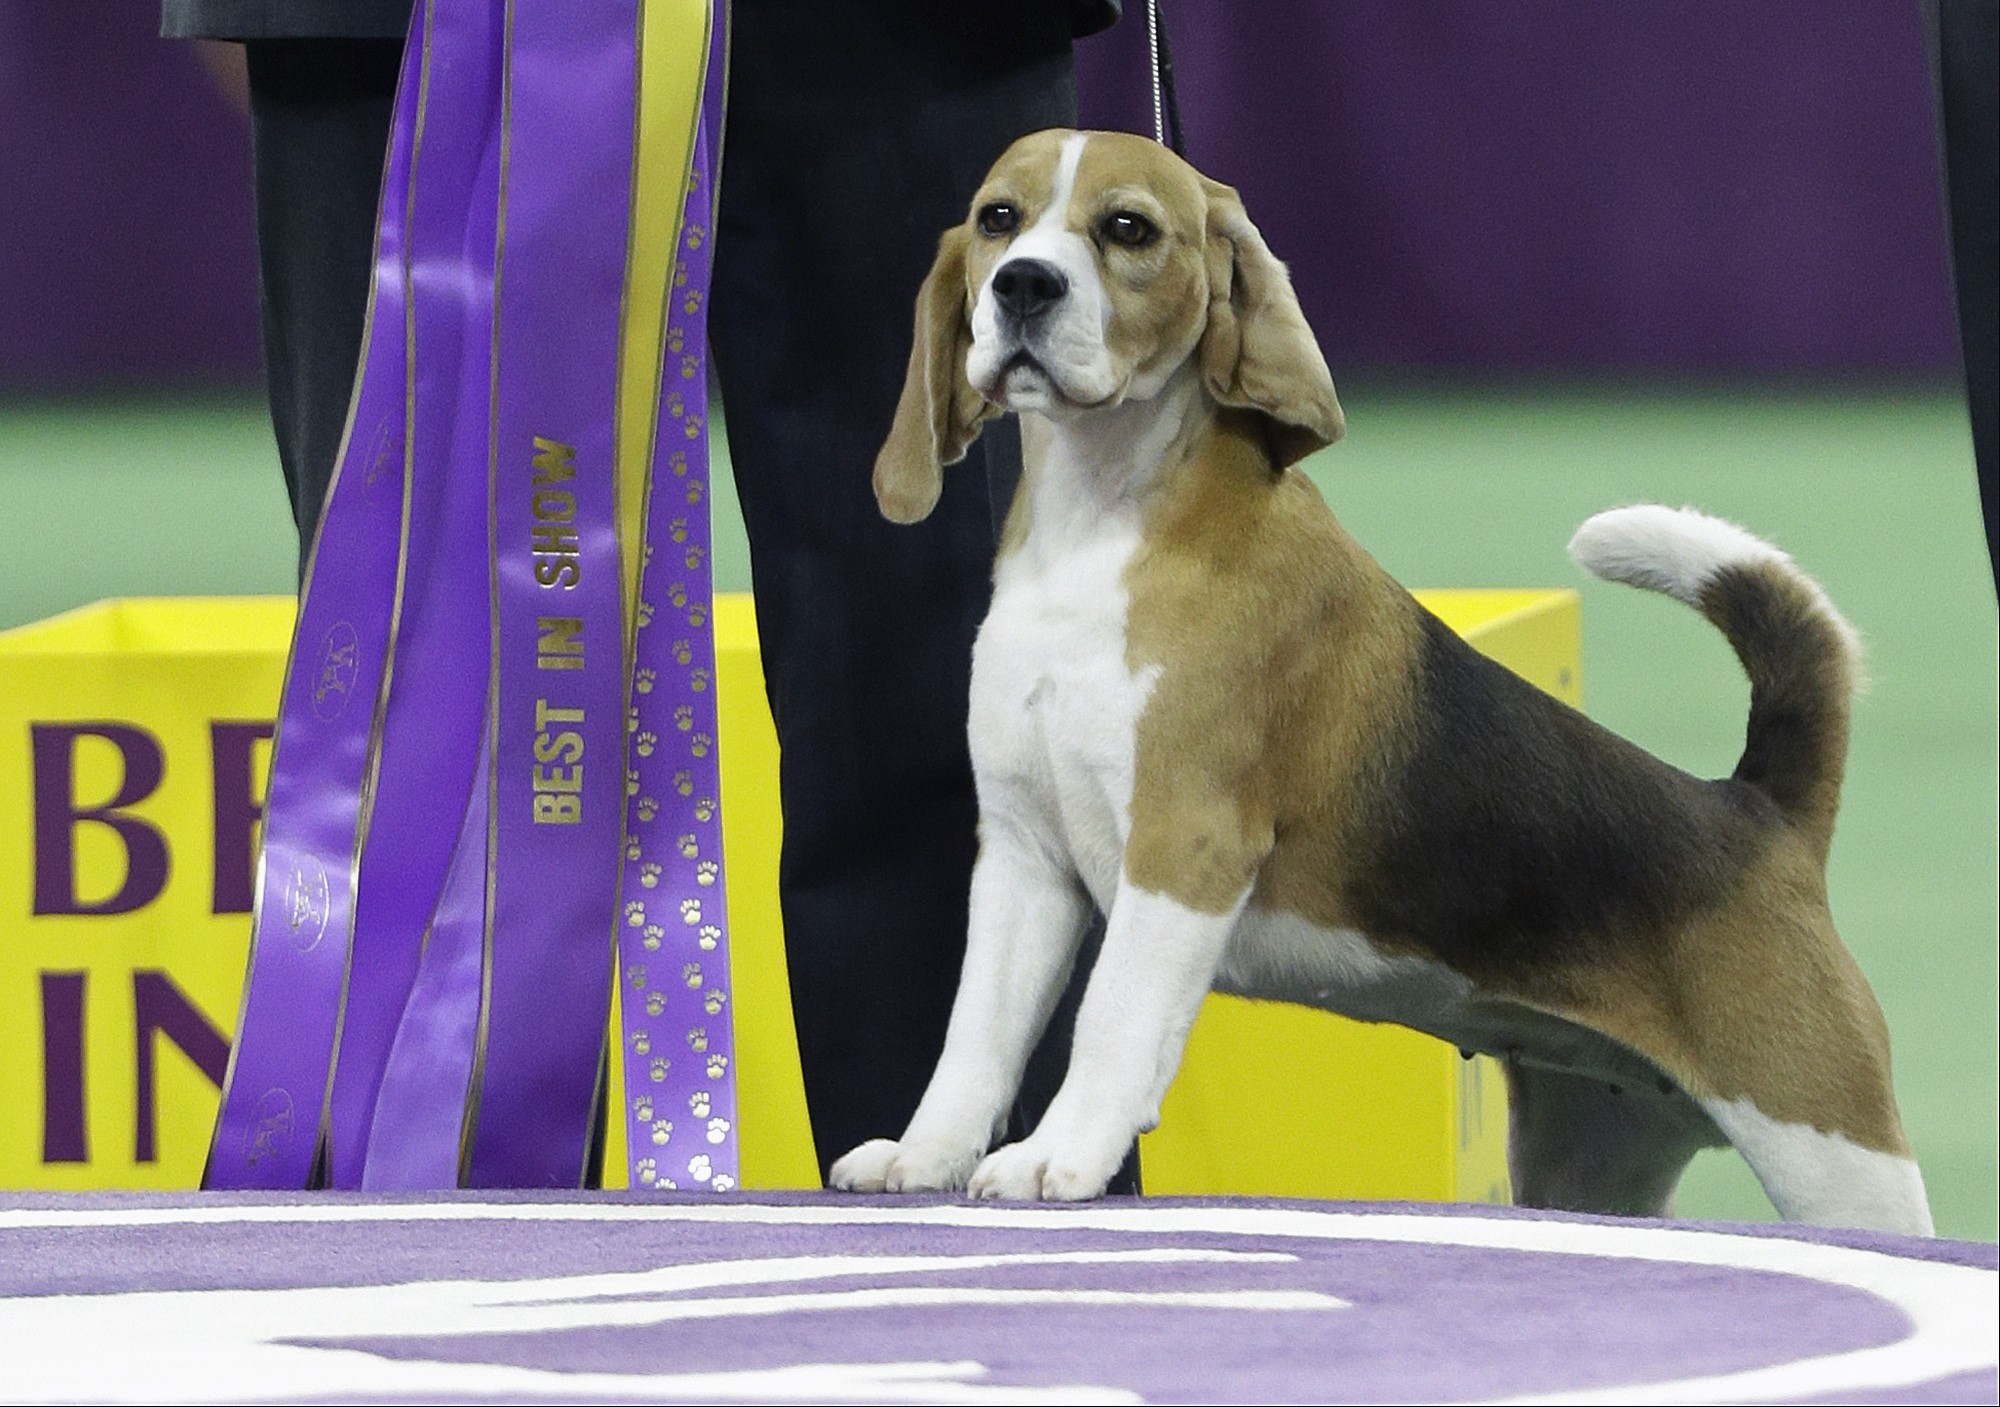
1931, 0, 1998, 591
712, 0, 1139, 1185
243, 37, 403, 579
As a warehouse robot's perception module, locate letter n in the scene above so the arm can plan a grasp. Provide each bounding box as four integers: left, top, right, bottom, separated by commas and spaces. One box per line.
132, 971, 231, 1164
31, 723, 171, 915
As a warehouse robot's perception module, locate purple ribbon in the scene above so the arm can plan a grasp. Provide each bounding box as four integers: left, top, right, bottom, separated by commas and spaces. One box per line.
327, 0, 505, 1190
461, 0, 670, 1189
615, 64, 739, 1190
208, 0, 731, 1193
205, 5, 429, 1190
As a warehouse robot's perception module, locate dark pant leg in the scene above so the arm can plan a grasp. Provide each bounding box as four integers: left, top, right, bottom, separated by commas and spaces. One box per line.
712, 0, 1139, 1185
1935, 0, 1998, 592
244, 37, 402, 580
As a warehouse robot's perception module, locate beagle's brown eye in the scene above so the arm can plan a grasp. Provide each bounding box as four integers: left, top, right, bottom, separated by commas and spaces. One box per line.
1101, 211, 1158, 248
976, 202, 1021, 237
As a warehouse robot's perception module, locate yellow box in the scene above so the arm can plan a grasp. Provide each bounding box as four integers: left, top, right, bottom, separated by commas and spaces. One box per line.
0, 597, 290, 1190
0, 588, 1579, 1200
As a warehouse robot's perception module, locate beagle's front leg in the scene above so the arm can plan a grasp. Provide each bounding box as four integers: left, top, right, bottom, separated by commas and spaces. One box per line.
828, 826, 1093, 1193
967, 874, 1249, 1202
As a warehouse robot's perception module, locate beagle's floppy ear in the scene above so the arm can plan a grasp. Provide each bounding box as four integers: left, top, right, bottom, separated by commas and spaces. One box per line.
1197, 180, 1344, 468
874, 224, 998, 524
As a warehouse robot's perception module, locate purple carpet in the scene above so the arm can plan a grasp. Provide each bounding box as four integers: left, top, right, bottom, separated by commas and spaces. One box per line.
2, 1192, 1993, 1403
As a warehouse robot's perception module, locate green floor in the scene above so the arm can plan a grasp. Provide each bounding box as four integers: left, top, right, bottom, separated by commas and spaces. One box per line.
3, 381, 1994, 1239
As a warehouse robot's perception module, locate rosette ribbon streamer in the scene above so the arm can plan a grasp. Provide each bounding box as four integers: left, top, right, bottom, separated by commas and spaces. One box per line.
206, 0, 736, 1193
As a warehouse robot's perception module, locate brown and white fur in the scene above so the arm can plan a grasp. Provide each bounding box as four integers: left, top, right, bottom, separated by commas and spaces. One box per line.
829, 129, 1931, 1235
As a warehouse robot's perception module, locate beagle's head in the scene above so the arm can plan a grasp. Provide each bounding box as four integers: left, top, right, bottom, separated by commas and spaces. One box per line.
875, 128, 1344, 523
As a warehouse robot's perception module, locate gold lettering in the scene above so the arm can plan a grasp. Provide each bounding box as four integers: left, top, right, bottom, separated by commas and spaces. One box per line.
531, 436, 577, 484
532, 488, 576, 520
533, 794, 581, 824
531, 699, 586, 825
531, 437, 581, 587
534, 730, 584, 765
536, 700, 585, 729
532, 763, 584, 793
537, 616, 584, 671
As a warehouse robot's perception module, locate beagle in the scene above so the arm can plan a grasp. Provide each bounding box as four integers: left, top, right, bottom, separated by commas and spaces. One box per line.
829, 129, 1933, 1235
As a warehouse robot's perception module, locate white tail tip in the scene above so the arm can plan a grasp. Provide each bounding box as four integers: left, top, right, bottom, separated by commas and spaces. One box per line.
1568, 504, 1791, 606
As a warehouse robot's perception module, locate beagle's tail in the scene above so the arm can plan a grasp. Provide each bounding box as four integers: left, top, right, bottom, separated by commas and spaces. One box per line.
1567, 505, 1860, 861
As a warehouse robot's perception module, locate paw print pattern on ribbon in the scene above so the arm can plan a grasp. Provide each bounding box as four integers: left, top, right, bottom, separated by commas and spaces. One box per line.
614, 113, 736, 1196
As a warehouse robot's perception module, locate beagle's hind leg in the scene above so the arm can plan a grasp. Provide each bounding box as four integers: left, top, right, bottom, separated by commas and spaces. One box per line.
1675, 904, 1935, 1235
1698, 1094, 1934, 1235
1504, 1060, 1724, 1219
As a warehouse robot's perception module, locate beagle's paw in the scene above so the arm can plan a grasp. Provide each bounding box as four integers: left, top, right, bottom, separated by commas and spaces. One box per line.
827, 1138, 979, 1194
967, 1140, 1111, 1202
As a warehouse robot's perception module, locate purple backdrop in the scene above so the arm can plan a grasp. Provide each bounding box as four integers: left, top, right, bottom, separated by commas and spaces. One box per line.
0, 1, 1961, 390
0, 3, 260, 390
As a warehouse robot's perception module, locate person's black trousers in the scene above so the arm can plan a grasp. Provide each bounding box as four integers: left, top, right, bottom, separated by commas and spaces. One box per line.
709, 1, 1131, 1187
1931, 0, 1999, 592
241, 5, 1135, 1189
244, 37, 403, 583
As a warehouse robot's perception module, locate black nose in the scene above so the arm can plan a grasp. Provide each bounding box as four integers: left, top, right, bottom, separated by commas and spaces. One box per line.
991, 258, 1068, 323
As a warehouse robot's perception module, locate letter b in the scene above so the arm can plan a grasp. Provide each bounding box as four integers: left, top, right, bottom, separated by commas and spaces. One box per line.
32, 723, 171, 915
533, 794, 581, 825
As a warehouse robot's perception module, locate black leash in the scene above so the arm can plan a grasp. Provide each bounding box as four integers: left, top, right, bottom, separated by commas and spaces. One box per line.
1146, 0, 1187, 157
